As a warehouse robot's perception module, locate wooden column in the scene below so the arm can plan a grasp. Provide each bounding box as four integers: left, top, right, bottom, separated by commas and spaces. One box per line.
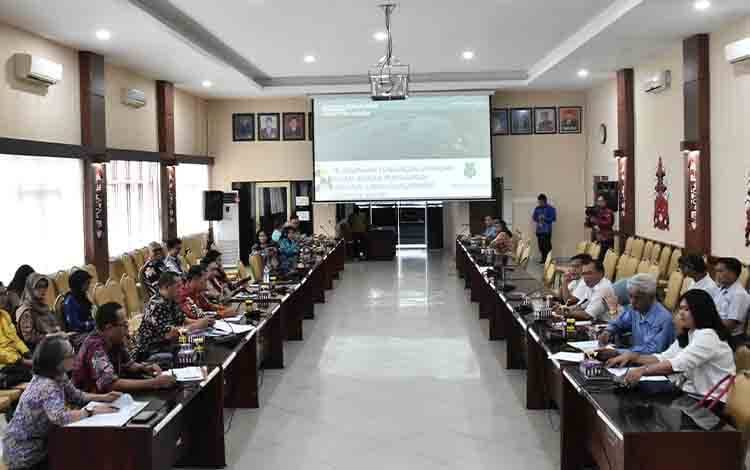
682, 34, 711, 254
615, 68, 636, 238
157, 81, 177, 241
79, 51, 109, 280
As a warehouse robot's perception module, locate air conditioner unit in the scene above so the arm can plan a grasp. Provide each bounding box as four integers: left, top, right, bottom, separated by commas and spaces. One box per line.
643, 70, 671, 94
13, 53, 62, 86
121, 88, 146, 108
725, 37, 750, 64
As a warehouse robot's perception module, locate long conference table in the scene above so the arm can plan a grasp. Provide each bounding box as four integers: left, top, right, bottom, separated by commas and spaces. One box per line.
49, 240, 346, 470
455, 238, 744, 470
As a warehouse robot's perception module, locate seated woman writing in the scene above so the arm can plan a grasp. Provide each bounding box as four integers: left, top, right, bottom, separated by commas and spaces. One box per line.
0, 283, 33, 386
16, 274, 62, 351
607, 289, 736, 401
3, 335, 120, 470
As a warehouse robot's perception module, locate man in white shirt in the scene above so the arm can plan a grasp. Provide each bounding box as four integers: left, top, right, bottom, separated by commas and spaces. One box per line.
566, 259, 614, 321
560, 253, 592, 304
678, 254, 719, 297
712, 257, 750, 349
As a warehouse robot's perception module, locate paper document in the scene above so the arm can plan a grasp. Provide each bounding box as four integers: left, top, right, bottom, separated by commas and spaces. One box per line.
567, 340, 601, 351
163, 367, 205, 382
607, 368, 671, 382
549, 352, 585, 363
223, 314, 246, 323
213, 320, 255, 334
68, 394, 148, 427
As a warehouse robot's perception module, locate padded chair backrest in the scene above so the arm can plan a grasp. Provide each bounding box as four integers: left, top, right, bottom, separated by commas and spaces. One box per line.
53, 270, 70, 296
105, 279, 125, 308
543, 252, 553, 273
131, 250, 145, 271
614, 233, 621, 254
120, 274, 142, 319
121, 254, 138, 281
657, 246, 672, 279
603, 250, 618, 281
637, 260, 652, 275
43, 277, 58, 309
647, 264, 661, 279
250, 254, 264, 281
624, 257, 639, 280
667, 248, 682, 279
84, 264, 99, 286
740, 265, 750, 290
630, 239, 645, 261
53, 293, 67, 330
642, 241, 654, 262
518, 245, 532, 270
576, 241, 589, 255
737, 346, 750, 373
615, 255, 630, 282
544, 262, 556, 288
93, 283, 109, 307
590, 243, 602, 261
623, 237, 634, 256
178, 255, 190, 273
663, 270, 684, 312
109, 259, 122, 284
649, 244, 662, 265
680, 277, 693, 296
238, 262, 254, 282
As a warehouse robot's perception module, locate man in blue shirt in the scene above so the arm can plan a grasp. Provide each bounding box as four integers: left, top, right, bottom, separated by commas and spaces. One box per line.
482, 215, 497, 239
531, 194, 556, 264
598, 274, 675, 358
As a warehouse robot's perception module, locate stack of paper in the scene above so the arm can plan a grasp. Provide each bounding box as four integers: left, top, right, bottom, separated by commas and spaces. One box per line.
68, 394, 148, 427
567, 340, 601, 351
212, 320, 254, 334
607, 368, 670, 382
548, 351, 585, 363
163, 367, 205, 382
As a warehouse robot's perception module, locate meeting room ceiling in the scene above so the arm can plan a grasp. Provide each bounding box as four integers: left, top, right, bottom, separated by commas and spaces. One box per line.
0, 0, 749, 97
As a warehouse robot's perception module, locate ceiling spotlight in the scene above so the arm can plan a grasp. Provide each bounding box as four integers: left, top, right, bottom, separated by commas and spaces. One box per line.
373, 31, 388, 41
577, 69, 590, 78
694, 0, 711, 10
304, 55, 317, 63
462, 50, 475, 60
95, 29, 111, 41
201, 80, 213, 88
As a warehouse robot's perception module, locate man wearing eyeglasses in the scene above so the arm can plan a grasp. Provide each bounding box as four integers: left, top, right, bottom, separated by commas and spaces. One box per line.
73, 302, 176, 393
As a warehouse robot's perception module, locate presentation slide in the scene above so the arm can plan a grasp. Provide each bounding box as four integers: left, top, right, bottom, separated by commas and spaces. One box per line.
313, 95, 492, 202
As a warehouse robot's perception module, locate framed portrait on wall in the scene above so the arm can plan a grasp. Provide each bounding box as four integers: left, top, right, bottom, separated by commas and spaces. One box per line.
283, 112, 306, 141
232, 113, 255, 141
490, 108, 509, 136
559, 106, 583, 134
257, 113, 280, 141
510, 108, 532, 135
533, 107, 557, 134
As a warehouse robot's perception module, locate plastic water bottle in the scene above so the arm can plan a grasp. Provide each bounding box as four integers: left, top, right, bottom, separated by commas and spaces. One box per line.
263, 263, 271, 284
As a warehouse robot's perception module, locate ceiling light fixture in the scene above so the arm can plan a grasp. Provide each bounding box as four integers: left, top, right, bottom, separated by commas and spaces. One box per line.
373, 31, 388, 41
462, 50, 475, 60
694, 0, 711, 10
578, 69, 590, 78
369, 3, 410, 101
95, 29, 111, 41
202, 80, 213, 88
304, 55, 317, 63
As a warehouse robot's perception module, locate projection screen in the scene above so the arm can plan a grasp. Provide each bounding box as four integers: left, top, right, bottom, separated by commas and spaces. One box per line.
313, 95, 492, 202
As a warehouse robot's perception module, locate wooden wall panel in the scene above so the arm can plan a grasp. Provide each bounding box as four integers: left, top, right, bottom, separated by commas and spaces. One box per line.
616, 69, 635, 238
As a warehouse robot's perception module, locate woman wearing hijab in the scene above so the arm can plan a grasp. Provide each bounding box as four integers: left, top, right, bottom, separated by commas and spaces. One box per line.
6, 265, 35, 317
63, 271, 94, 334
15, 274, 61, 351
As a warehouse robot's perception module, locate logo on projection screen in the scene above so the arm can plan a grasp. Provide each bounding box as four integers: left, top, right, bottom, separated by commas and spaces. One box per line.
464, 162, 477, 178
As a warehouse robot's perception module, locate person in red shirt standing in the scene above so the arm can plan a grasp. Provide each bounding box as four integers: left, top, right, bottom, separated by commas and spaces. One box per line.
590, 194, 615, 260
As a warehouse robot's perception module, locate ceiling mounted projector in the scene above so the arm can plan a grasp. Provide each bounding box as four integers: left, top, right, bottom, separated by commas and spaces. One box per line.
368, 3, 410, 101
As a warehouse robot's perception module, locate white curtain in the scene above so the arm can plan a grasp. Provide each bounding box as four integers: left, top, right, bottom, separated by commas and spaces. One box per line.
175, 163, 209, 236
0, 154, 85, 281
107, 160, 162, 256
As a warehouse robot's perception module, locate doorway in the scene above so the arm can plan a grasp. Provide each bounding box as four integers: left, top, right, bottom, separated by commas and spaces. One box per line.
255, 182, 291, 237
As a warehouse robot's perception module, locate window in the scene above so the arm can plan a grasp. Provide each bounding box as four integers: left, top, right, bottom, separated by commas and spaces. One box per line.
107, 160, 162, 256
0, 154, 85, 281
176, 163, 209, 236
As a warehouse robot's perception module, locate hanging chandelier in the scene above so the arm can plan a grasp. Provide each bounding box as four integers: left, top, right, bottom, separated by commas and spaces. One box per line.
369, 3, 410, 101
